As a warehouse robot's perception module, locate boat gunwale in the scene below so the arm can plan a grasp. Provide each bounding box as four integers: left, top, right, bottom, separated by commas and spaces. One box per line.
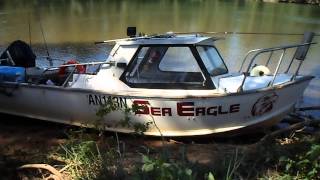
0, 75, 314, 100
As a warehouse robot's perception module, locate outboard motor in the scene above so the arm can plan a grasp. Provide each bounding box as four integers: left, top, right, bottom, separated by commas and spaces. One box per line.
0, 40, 36, 67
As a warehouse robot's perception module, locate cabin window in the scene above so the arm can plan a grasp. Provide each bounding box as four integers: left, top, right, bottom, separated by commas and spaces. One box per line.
112, 45, 138, 64
196, 46, 228, 76
159, 47, 201, 72
123, 46, 209, 89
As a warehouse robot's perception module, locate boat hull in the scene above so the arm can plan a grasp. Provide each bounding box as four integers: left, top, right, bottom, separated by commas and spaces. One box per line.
0, 77, 312, 136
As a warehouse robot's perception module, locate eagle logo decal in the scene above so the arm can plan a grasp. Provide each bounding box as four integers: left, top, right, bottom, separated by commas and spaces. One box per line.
251, 92, 278, 116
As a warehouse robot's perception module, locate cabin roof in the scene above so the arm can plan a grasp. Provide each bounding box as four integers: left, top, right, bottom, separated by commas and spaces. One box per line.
116, 34, 222, 46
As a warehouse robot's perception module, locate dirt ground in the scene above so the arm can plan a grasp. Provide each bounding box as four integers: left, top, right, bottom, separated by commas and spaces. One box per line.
0, 114, 67, 178
1, 112, 317, 179
0, 113, 264, 178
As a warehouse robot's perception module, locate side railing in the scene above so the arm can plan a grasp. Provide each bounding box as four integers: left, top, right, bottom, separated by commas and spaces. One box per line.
43, 61, 122, 87
237, 42, 316, 92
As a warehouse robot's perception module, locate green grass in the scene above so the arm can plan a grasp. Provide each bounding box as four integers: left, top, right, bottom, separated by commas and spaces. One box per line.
43, 101, 320, 180
53, 129, 125, 180
43, 129, 320, 180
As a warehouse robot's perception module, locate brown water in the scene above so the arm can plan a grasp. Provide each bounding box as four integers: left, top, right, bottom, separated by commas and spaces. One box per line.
0, 0, 319, 114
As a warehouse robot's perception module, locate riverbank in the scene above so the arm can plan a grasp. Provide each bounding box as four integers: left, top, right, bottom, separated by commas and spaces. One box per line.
0, 111, 319, 179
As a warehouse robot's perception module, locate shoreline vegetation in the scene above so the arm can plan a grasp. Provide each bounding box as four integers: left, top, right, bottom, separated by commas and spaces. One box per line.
262, 0, 320, 5
0, 106, 319, 179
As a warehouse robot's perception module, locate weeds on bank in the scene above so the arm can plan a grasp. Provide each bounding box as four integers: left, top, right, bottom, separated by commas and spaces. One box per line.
278, 143, 320, 179
59, 140, 104, 179
55, 129, 320, 180
95, 98, 152, 135
53, 99, 320, 180
132, 145, 221, 180
55, 129, 123, 179
137, 154, 195, 180
55, 98, 152, 179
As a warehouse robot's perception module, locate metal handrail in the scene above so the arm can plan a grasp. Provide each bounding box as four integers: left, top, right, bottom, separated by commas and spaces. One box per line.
43, 61, 113, 72
38, 61, 113, 87
237, 42, 316, 92
238, 42, 315, 73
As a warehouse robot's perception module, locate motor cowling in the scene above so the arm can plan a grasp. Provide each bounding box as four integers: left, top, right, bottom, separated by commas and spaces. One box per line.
0, 40, 36, 67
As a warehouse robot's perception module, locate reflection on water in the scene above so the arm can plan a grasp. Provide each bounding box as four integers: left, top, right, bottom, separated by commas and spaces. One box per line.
0, 0, 319, 43
0, 0, 319, 112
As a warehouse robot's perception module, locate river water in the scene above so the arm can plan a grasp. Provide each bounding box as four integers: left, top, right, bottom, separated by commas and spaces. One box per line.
0, 0, 319, 115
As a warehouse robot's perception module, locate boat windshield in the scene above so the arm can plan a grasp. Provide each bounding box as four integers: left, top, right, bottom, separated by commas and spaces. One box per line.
122, 46, 212, 89
196, 46, 228, 76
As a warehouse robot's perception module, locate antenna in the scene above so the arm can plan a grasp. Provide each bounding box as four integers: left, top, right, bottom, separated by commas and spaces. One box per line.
174, 31, 320, 36
28, 13, 32, 47
37, 10, 53, 67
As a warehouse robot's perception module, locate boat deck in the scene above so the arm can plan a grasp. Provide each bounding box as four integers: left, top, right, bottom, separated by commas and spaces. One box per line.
217, 74, 296, 93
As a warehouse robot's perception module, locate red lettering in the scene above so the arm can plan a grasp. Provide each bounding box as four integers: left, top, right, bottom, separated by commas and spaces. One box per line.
133, 100, 150, 115
151, 107, 161, 116
177, 102, 194, 116
195, 107, 206, 116
162, 108, 172, 116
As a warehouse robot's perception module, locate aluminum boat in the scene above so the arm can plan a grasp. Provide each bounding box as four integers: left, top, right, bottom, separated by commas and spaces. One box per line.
0, 29, 316, 136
